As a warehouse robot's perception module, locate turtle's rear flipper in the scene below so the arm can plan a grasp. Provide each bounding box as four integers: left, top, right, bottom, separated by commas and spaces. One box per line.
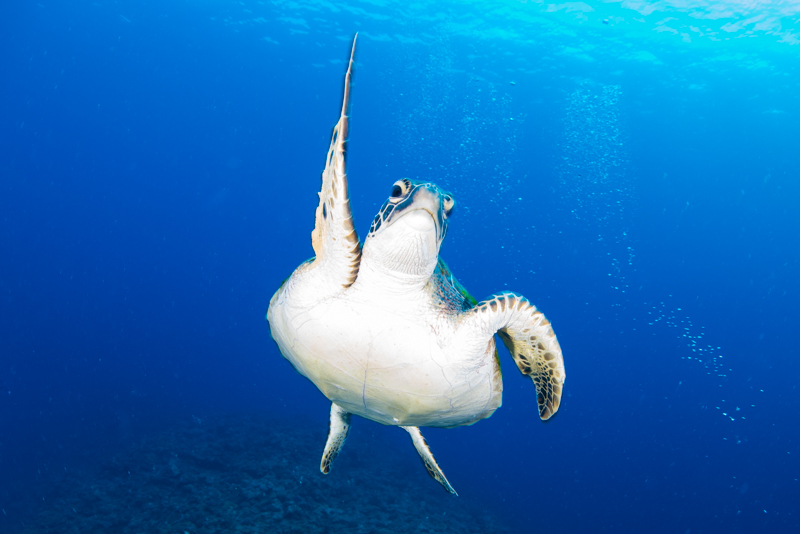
466, 292, 566, 420
402, 426, 458, 496
321, 402, 351, 474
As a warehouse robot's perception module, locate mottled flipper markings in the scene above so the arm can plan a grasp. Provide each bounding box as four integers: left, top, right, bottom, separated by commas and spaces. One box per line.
427, 258, 478, 314
402, 426, 458, 495
468, 292, 565, 420
321, 402, 352, 474
310, 35, 361, 288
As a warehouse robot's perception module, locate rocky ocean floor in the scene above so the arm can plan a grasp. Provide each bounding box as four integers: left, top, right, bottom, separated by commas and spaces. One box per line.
8, 414, 509, 534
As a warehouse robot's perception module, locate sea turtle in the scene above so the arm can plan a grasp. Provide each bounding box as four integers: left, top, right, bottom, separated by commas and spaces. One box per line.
267, 37, 565, 495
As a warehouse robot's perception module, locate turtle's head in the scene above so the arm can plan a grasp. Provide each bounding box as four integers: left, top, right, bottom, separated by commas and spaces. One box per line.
362, 179, 455, 279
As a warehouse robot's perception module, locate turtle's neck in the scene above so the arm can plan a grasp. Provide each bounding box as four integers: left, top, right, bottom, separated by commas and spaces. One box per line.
353, 235, 438, 299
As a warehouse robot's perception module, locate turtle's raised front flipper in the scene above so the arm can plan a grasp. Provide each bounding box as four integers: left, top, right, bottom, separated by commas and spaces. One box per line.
465, 292, 565, 420
321, 402, 352, 474
310, 35, 361, 289
401, 426, 458, 496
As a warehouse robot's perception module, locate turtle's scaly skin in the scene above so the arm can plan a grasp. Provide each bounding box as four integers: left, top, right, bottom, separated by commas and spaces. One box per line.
267, 36, 565, 495
477, 293, 564, 419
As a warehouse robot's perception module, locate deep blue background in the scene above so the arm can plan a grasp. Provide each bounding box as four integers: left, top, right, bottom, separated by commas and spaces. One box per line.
2, 1, 798, 532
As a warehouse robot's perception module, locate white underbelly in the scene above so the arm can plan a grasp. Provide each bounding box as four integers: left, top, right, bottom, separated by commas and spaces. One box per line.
269, 294, 501, 428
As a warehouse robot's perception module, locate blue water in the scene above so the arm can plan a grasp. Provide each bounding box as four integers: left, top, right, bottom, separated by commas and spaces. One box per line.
2, 1, 798, 532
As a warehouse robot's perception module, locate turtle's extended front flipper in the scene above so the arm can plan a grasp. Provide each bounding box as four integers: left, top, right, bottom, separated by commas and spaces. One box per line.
310, 35, 361, 289
321, 402, 352, 474
464, 292, 565, 420
402, 426, 458, 495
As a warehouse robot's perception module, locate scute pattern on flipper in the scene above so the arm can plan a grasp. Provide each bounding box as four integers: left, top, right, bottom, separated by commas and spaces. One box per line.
402, 426, 458, 496
321, 403, 352, 474
479, 292, 565, 420
309, 37, 361, 289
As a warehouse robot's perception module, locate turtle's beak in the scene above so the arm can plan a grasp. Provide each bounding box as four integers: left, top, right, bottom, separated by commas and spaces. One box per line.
401, 184, 447, 243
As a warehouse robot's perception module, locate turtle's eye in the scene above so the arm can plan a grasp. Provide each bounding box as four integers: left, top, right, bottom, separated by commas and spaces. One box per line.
390, 180, 408, 199
442, 194, 455, 216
